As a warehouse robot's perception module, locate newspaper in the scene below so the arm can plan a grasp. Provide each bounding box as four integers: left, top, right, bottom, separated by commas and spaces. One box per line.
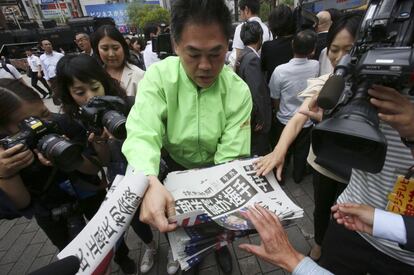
165, 158, 303, 270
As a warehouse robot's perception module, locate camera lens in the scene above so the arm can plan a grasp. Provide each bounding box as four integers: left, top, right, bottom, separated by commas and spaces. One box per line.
37, 134, 83, 171
102, 110, 127, 139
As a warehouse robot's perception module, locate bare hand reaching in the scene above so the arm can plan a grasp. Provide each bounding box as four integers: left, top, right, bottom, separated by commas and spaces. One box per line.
332, 203, 375, 235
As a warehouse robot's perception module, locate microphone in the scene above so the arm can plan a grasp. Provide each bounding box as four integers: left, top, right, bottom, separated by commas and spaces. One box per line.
317, 75, 346, 109
317, 54, 351, 109
28, 255, 80, 275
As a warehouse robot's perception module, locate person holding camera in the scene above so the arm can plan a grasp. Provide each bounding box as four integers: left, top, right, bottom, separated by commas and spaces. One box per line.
255, 13, 361, 261
143, 23, 161, 69
92, 25, 144, 97
122, 0, 252, 274
55, 54, 157, 274
0, 79, 138, 274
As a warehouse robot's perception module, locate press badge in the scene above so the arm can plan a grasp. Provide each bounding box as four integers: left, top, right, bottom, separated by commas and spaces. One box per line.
386, 166, 414, 216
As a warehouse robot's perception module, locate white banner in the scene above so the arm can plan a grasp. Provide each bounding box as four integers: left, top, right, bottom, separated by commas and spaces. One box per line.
57, 166, 148, 274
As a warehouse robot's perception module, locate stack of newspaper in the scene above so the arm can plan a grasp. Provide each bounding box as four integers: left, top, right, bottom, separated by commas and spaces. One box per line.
165, 158, 303, 271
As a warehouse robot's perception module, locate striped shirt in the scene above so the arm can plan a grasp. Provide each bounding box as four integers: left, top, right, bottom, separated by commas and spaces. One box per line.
337, 119, 414, 266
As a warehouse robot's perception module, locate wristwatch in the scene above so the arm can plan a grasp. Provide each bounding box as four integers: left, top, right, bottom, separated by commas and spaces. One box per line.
401, 137, 414, 149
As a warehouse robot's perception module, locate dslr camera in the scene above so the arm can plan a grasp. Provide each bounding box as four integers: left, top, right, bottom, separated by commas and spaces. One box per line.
0, 117, 83, 171
313, 0, 414, 176
78, 96, 128, 140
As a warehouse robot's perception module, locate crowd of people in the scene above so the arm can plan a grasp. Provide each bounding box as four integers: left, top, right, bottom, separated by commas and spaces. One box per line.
0, 0, 413, 274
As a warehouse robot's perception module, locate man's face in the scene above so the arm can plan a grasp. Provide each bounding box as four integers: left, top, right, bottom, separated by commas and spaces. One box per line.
25, 50, 32, 57
75, 34, 91, 51
41, 40, 53, 53
174, 22, 228, 89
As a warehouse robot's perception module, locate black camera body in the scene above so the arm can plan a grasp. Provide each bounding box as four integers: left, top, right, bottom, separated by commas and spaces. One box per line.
0, 117, 83, 171
313, 0, 414, 176
78, 96, 128, 140
152, 23, 174, 59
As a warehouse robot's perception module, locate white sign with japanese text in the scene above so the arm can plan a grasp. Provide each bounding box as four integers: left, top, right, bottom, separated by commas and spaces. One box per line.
57, 167, 148, 274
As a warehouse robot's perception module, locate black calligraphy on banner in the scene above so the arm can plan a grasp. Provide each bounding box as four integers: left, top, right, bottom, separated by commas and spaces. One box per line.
243, 165, 274, 193
176, 175, 257, 217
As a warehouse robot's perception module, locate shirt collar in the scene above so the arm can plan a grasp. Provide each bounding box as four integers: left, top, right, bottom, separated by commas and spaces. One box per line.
247, 46, 260, 58
248, 16, 262, 23
290, 57, 309, 64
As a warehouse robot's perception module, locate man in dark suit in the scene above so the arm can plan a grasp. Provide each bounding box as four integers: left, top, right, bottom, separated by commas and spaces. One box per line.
236, 21, 272, 156
314, 10, 332, 60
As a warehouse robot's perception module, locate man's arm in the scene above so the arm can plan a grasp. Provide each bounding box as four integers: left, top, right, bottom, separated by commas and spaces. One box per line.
214, 82, 252, 164
401, 216, 414, 252
122, 67, 177, 233
122, 71, 166, 176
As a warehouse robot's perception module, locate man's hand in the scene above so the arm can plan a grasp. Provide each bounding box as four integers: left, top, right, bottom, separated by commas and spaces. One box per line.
239, 205, 304, 273
254, 148, 285, 181
0, 144, 34, 177
368, 85, 414, 140
140, 175, 177, 233
331, 203, 375, 235
298, 94, 323, 123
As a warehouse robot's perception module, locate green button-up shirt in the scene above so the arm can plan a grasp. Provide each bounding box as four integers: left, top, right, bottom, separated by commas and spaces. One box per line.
122, 56, 252, 175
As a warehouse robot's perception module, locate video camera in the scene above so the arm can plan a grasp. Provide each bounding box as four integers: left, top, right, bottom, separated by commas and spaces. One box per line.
152, 23, 175, 59
78, 96, 128, 140
313, 0, 414, 176
0, 117, 83, 172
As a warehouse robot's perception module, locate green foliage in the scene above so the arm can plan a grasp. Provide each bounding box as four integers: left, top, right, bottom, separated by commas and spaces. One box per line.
127, 3, 170, 29
260, 1, 271, 22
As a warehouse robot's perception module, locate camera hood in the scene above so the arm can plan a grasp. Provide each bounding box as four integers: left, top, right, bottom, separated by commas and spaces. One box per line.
312, 115, 387, 174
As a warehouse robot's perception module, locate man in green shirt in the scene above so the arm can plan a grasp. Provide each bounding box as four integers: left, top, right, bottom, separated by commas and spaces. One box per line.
122, 0, 252, 273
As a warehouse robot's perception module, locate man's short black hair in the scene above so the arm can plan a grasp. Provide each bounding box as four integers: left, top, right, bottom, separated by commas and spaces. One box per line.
144, 23, 158, 42
241, 21, 263, 46
171, 0, 232, 43
292, 29, 317, 56
239, 0, 260, 15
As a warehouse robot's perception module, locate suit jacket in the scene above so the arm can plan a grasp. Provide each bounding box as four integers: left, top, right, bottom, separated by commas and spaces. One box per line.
236, 47, 272, 134
261, 36, 294, 83
121, 62, 144, 96
401, 215, 414, 252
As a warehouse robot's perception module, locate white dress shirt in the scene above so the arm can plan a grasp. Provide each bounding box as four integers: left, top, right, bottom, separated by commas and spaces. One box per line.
143, 41, 160, 70
39, 51, 64, 80
27, 55, 41, 72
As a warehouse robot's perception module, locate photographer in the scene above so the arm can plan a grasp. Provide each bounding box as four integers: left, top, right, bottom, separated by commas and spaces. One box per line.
55, 54, 156, 274
122, 0, 252, 273
0, 79, 137, 274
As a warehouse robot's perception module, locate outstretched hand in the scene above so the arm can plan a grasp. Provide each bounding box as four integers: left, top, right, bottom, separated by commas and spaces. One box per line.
238, 205, 304, 273
254, 149, 284, 181
332, 203, 375, 235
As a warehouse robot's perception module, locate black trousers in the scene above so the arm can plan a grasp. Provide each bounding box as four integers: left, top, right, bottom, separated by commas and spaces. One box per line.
274, 119, 312, 182
320, 220, 414, 275
312, 169, 346, 245
31, 72, 51, 97
251, 131, 271, 157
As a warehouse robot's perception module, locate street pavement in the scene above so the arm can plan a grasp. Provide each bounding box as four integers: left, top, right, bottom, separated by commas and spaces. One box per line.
0, 75, 317, 274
